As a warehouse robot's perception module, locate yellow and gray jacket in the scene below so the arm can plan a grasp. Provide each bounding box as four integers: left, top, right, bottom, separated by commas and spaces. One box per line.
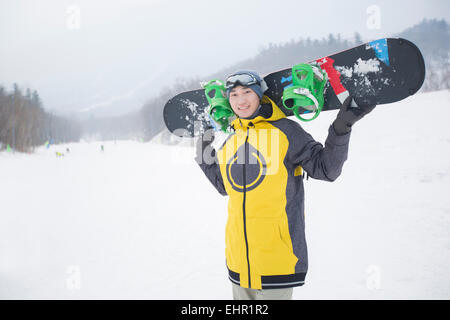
197, 96, 351, 290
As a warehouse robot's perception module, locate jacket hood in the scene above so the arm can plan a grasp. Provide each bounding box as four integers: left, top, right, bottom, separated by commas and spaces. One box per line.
231, 95, 286, 130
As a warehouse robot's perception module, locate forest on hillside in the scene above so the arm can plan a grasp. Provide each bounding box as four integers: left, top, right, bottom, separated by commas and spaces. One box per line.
1, 19, 448, 151
0, 84, 81, 152
142, 18, 450, 142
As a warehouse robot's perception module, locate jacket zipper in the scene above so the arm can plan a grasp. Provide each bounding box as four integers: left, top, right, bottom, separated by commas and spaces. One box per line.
243, 125, 251, 288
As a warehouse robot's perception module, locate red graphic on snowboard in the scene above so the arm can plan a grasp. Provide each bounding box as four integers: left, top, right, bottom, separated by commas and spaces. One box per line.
316, 57, 348, 101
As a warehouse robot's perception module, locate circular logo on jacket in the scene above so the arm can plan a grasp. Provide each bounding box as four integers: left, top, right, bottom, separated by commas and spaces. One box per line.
226, 143, 267, 192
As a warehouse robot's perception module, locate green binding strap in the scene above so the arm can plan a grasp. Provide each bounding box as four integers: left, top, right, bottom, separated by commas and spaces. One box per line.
203, 80, 235, 133
282, 63, 327, 122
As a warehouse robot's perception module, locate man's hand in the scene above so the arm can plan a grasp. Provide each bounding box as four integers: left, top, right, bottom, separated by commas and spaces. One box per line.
333, 96, 376, 136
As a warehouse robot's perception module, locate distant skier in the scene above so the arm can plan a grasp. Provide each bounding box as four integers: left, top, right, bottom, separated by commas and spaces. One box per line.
196, 70, 375, 300
101, 145, 104, 153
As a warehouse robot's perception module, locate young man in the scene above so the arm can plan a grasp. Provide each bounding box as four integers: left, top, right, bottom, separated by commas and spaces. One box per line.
196, 70, 375, 300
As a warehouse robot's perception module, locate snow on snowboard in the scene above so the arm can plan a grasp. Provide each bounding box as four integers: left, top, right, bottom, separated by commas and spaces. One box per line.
163, 38, 425, 137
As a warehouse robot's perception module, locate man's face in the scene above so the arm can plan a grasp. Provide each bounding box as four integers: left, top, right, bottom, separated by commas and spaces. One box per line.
228, 85, 260, 119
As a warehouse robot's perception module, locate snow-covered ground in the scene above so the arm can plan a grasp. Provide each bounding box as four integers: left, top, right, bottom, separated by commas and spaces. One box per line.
1, 90, 449, 299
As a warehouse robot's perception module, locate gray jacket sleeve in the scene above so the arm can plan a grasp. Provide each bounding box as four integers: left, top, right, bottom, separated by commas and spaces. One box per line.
276, 119, 351, 182
195, 136, 227, 196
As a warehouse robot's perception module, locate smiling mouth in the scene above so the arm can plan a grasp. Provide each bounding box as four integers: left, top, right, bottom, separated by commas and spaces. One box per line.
238, 105, 250, 110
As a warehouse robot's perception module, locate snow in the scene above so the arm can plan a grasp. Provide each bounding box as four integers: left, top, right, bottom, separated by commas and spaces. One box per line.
353, 58, 380, 74
182, 98, 199, 114
180, 98, 210, 135
1, 90, 450, 299
336, 66, 353, 78
336, 58, 381, 78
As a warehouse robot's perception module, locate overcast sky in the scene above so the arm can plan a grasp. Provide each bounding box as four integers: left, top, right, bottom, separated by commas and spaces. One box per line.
1, 0, 449, 117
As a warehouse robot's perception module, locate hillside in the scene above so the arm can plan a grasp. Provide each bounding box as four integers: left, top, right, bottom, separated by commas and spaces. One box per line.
142, 19, 449, 142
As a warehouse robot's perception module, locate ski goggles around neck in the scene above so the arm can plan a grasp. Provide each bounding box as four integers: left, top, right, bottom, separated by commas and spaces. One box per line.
225, 73, 260, 89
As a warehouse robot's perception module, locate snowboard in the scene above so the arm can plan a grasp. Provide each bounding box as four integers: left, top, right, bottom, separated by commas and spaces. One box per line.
163, 38, 425, 137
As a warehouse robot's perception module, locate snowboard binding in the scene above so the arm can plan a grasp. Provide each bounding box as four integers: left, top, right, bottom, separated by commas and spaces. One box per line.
282, 63, 328, 122
203, 80, 235, 133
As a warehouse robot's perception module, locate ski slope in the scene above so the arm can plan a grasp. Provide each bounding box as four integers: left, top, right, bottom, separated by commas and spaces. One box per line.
0, 90, 449, 299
